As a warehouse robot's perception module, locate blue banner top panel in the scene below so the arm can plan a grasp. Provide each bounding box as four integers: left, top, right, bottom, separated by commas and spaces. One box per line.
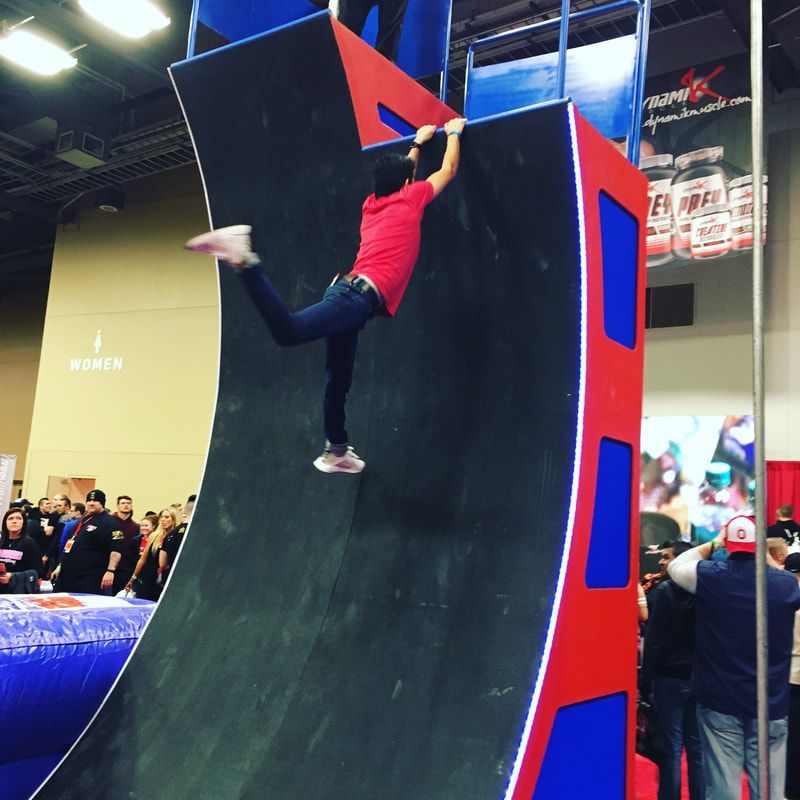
465, 36, 637, 139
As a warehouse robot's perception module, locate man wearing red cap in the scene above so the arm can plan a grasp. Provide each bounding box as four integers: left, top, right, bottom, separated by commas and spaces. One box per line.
668, 516, 800, 800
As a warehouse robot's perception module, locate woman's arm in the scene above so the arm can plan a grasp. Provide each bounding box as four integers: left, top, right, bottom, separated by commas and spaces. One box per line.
126, 549, 149, 590
637, 583, 649, 622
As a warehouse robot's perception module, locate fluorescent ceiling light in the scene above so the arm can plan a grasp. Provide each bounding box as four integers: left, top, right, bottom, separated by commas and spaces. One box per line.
79, 0, 171, 39
0, 30, 77, 76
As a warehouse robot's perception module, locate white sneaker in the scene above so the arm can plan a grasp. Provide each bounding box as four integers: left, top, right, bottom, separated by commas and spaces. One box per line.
313, 446, 365, 474
184, 224, 258, 267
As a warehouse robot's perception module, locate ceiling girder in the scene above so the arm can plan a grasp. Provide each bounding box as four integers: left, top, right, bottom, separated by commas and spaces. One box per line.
0, 189, 56, 221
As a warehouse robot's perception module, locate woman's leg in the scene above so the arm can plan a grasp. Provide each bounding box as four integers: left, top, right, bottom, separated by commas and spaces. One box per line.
240, 266, 370, 346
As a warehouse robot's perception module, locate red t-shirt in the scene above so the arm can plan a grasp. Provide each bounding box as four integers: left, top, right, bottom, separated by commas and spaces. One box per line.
350, 180, 435, 316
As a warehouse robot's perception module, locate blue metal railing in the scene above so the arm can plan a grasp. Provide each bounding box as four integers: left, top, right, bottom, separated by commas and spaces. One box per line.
187, 0, 200, 57
464, 0, 651, 164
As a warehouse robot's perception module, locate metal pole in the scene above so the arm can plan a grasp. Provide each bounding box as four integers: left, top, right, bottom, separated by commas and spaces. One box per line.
555, 0, 572, 97
750, 0, 769, 794
187, 0, 200, 58
627, 0, 651, 165
439, 0, 455, 103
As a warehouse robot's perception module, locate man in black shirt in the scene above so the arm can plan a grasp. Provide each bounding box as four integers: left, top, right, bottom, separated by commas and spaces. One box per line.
43, 494, 70, 572
768, 504, 800, 548
53, 489, 124, 595
641, 539, 704, 800
26, 497, 50, 551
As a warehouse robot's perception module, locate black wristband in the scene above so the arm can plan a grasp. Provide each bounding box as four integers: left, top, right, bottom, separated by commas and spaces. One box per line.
410, 141, 423, 150
105, 569, 115, 573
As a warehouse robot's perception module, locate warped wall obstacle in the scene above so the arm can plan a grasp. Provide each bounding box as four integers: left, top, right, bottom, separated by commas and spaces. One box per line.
34, 13, 646, 800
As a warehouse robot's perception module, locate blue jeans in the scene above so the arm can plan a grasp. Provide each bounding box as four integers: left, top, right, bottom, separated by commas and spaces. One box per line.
653, 677, 705, 800
240, 265, 380, 446
697, 704, 788, 800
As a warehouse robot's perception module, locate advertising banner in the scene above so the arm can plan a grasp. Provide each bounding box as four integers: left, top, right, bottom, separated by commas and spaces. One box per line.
0, 454, 16, 515
640, 55, 767, 267
640, 415, 754, 542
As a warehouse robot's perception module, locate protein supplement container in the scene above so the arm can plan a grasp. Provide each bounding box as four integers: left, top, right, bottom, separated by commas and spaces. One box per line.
690, 462, 736, 544
689, 203, 732, 259
670, 146, 729, 260
641, 154, 676, 267
730, 174, 768, 250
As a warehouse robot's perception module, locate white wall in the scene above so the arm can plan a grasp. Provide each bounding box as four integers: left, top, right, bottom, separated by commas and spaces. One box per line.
24, 166, 218, 514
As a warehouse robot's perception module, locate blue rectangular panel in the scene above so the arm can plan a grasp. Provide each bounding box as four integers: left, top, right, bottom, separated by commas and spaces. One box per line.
199, 0, 322, 43
465, 37, 636, 138
599, 191, 638, 350
377, 104, 416, 137
533, 693, 627, 798
586, 438, 632, 589
197, 0, 451, 81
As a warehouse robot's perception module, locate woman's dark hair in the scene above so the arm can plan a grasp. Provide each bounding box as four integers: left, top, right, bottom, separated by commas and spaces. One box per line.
373, 153, 414, 198
1, 507, 27, 549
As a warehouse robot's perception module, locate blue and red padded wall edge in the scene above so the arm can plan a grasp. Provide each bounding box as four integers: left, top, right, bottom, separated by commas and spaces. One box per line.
330, 17, 454, 148
508, 107, 647, 799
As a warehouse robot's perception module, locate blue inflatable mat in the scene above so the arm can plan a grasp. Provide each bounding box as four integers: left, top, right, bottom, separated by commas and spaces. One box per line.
0, 594, 154, 800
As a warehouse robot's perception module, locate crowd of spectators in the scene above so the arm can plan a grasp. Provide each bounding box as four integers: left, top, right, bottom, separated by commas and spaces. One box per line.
0, 489, 195, 601
639, 505, 800, 800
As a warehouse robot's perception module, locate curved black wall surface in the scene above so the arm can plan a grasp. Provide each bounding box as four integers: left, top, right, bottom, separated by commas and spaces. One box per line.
35, 16, 582, 800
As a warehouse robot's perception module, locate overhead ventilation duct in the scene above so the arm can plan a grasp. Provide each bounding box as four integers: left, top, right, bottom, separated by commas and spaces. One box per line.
11, 117, 58, 146
55, 123, 107, 168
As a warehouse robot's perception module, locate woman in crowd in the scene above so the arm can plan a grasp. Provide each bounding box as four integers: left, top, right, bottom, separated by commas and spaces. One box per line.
125, 508, 176, 601
160, 497, 193, 583
0, 507, 44, 593
115, 513, 156, 593
115, 513, 157, 593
